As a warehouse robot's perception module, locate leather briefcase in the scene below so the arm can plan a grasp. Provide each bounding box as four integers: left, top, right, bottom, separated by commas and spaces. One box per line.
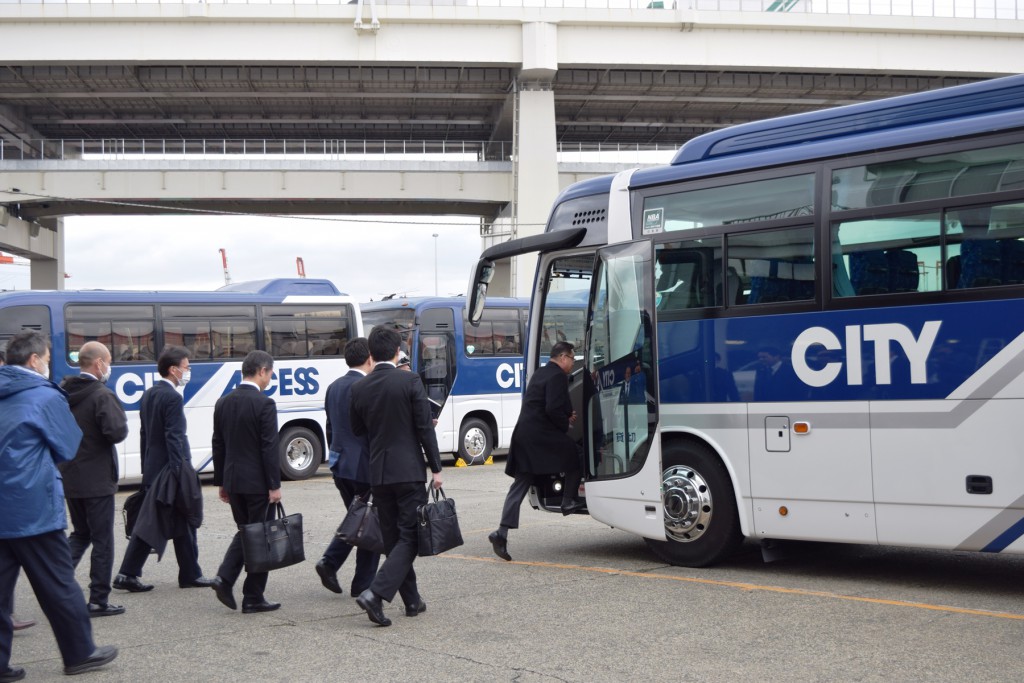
416, 486, 464, 557
122, 489, 145, 540
241, 503, 305, 573
336, 492, 385, 554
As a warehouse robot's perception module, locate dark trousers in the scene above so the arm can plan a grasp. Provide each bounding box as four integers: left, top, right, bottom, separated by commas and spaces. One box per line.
369, 481, 427, 605
321, 476, 380, 595
66, 495, 116, 605
118, 525, 202, 586
216, 493, 273, 604
499, 469, 581, 530
0, 530, 95, 669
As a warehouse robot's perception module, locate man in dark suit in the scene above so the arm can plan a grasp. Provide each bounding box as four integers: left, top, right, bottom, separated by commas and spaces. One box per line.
349, 327, 443, 627
489, 341, 582, 562
114, 346, 212, 593
59, 341, 129, 618
209, 351, 282, 614
315, 338, 380, 597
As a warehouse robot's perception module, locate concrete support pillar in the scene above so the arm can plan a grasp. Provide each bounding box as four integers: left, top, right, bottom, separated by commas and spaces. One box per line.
0, 208, 65, 290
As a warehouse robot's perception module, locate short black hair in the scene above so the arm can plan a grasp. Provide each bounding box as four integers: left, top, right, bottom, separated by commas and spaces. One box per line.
6, 331, 49, 367
157, 346, 190, 378
368, 327, 401, 363
344, 337, 371, 367
550, 341, 575, 360
242, 350, 274, 378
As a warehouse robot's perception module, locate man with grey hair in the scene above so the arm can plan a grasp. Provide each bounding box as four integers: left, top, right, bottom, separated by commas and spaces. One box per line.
60, 341, 129, 618
209, 350, 283, 614
0, 332, 118, 679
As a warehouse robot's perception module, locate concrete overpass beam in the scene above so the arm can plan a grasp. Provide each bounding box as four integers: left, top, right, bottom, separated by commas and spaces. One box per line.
0, 209, 65, 290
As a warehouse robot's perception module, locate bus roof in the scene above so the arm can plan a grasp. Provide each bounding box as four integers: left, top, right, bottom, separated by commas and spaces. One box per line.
361, 296, 528, 312
216, 278, 344, 296
632, 74, 1024, 189
0, 279, 355, 305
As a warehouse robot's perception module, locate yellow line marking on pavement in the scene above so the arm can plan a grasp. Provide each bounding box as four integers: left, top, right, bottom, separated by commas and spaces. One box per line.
442, 553, 1024, 621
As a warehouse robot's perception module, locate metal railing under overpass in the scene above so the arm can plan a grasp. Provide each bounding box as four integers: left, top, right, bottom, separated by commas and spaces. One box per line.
0, 0, 1019, 19
0, 138, 677, 165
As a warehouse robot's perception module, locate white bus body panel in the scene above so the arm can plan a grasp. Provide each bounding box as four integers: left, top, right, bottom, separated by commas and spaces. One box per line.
585, 434, 666, 541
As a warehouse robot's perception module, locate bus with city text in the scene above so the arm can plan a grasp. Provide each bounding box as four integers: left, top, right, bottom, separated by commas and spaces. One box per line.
361, 296, 585, 464
468, 74, 1024, 567
0, 278, 361, 483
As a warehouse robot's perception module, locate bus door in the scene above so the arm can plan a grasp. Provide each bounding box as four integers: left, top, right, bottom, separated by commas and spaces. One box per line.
416, 307, 456, 452
583, 241, 665, 541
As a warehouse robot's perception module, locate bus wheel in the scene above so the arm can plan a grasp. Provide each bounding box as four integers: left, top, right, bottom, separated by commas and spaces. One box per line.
458, 418, 492, 464
279, 426, 323, 481
643, 441, 741, 567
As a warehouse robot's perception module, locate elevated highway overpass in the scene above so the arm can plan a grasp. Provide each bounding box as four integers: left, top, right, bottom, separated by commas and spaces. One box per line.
1, 0, 1022, 291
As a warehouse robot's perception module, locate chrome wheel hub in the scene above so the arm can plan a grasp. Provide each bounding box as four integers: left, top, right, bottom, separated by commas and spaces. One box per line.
662, 465, 712, 543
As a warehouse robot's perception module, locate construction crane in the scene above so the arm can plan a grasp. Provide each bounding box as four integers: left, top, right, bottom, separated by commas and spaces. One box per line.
296, 257, 306, 278
218, 248, 232, 285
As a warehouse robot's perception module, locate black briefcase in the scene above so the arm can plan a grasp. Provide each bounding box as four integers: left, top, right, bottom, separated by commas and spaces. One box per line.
336, 492, 385, 554
122, 489, 145, 540
241, 503, 305, 573
416, 486, 464, 557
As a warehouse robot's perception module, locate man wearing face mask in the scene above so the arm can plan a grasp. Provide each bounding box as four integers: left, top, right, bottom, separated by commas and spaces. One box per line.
0, 332, 119, 679
114, 346, 212, 593
59, 341, 129, 618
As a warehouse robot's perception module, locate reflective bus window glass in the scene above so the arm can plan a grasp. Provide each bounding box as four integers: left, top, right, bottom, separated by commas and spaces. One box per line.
643, 174, 814, 234
66, 321, 113, 363
655, 238, 724, 311
359, 309, 415, 355
164, 321, 213, 360
306, 319, 348, 357
212, 321, 257, 358
464, 321, 495, 356
112, 321, 155, 362
265, 320, 306, 358
832, 142, 1024, 211
492, 320, 522, 355
946, 201, 1024, 290
831, 213, 940, 296
731, 226, 815, 304
162, 305, 256, 319
0, 305, 51, 357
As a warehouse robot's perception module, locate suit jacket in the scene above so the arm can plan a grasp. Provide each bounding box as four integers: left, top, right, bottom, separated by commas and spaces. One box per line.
506, 361, 577, 477
211, 383, 281, 495
349, 364, 442, 486
325, 369, 371, 484
140, 380, 191, 486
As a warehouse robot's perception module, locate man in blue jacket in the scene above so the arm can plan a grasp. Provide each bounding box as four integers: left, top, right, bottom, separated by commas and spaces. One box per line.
0, 332, 118, 680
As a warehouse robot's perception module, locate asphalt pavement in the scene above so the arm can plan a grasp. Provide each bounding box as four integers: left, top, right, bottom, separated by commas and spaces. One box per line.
9, 461, 1024, 682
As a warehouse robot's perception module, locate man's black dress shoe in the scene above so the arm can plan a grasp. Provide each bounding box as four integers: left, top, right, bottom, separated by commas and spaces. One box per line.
242, 600, 281, 614
180, 576, 215, 589
87, 603, 125, 618
0, 666, 25, 682
405, 600, 427, 617
560, 500, 586, 516
356, 589, 392, 627
64, 645, 118, 675
210, 576, 237, 611
488, 530, 511, 562
315, 559, 343, 594
112, 574, 153, 593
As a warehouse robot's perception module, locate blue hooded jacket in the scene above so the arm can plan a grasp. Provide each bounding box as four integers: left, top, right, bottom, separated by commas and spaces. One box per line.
0, 364, 83, 539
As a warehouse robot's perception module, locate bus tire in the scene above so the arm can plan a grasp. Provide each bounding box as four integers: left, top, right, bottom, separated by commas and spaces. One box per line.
643, 441, 741, 568
279, 426, 323, 481
458, 418, 492, 464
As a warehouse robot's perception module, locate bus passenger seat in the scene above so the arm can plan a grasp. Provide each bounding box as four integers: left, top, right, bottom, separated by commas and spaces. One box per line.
849, 250, 889, 295
1001, 239, 1024, 284
886, 249, 920, 293
958, 239, 1002, 288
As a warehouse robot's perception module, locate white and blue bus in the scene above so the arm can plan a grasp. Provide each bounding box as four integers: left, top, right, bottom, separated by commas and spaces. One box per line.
468, 74, 1024, 567
361, 296, 587, 464
0, 278, 361, 483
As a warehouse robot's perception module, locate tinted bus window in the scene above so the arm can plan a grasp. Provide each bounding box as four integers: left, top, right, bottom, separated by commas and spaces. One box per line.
262, 304, 352, 358
65, 305, 155, 363
0, 305, 51, 355
361, 308, 416, 354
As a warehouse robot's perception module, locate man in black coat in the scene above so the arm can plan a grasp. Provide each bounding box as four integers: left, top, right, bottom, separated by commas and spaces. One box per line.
349, 327, 443, 627
489, 341, 583, 562
59, 341, 129, 618
315, 338, 380, 597
209, 350, 282, 614
114, 346, 212, 593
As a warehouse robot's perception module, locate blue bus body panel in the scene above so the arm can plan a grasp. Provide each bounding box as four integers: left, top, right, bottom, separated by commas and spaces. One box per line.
657, 299, 1024, 404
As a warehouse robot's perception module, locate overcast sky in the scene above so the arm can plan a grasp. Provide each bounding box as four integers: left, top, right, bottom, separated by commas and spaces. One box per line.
0, 213, 485, 301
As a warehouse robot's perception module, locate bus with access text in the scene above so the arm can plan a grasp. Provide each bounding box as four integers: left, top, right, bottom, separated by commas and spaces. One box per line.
361, 296, 587, 464
0, 278, 361, 483
468, 74, 1024, 566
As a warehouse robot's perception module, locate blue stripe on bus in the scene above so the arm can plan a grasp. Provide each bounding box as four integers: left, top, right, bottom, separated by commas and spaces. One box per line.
197, 456, 214, 473
981, 517, 1024, 553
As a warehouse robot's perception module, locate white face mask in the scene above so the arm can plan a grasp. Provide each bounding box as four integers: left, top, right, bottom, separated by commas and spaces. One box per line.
100, 361, 112, 383
178, 368, 191, 387
35, 358, 50, 380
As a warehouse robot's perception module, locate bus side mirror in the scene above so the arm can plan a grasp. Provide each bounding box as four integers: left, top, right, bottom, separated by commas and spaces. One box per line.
466, 259, 495, 325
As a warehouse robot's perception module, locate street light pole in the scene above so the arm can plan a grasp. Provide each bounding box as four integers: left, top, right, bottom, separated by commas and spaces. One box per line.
432, 233, 439, 295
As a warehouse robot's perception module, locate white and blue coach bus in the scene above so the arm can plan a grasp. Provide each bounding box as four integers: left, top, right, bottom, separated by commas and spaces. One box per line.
361, 296, 586, 465
0, 278, 361, 483
468, 74, 1024, 567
